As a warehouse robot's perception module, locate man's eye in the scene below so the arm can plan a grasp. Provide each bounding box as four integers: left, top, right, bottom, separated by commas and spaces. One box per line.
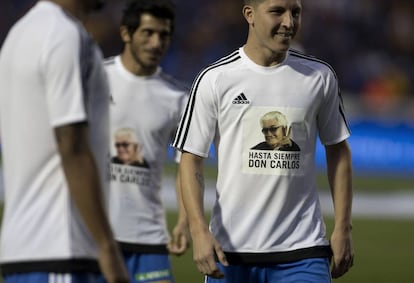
271, 9, 284, 15
142, 30, 152, 36
292, 10, 301, 18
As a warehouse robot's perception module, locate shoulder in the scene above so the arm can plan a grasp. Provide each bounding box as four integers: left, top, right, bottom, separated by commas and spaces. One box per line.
194, 49, 243, 83
130, 160, 150, 168
158, 71, 190, 95
47, 5, 84, 44
251, 142, 271, 150
17, 3, 81, 45
280, 140, 301, 151
103, 56, 116, 69
111, 156, 122, 164
288, 49, 338, 80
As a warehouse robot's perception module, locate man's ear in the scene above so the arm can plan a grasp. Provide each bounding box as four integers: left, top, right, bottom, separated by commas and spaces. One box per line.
242, 4, 254, 25
120, 26, 131, 43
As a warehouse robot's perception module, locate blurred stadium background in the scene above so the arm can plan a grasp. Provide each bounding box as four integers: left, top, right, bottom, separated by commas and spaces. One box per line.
2, 0, 413, 175
1, 0, 414, 282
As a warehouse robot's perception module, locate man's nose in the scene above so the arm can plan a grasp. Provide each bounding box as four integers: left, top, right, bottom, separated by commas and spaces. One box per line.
149, 33, 162, 48
281, 12, 293, 28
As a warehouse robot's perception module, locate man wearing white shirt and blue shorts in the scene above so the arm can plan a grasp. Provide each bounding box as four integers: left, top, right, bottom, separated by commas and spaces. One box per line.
173, 0, 354, 282
102, 0, 189, 282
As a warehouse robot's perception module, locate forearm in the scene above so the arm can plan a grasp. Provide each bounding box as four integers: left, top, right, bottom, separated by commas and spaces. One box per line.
180, 152, 208, 234
326, 140, 353, 231
63, 151, 115, 246
175, 164, 188, 225
56, 124, 115, 248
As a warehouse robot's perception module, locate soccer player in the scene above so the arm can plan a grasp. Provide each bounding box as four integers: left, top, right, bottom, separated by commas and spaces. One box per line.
0, 1, 129, 283
102, 0, 189, 282
173, 0, 354, 282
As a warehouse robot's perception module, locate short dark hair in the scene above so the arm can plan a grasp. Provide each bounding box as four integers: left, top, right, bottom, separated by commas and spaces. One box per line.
121, 0, 176, 36
243, 0, 263, 5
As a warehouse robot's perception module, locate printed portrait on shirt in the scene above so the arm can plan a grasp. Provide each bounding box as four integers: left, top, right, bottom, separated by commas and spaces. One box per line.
251, 111, 300, 151
111, 127, 149, 168
242, 107, 305, 176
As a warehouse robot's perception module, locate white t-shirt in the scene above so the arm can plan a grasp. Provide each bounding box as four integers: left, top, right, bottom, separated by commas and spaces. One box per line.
173, 47, 350, 260
0, 1, 109, 273
104, 56, 188, 246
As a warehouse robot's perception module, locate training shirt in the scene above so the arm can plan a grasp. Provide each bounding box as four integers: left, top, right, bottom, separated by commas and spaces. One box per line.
0, 2, 109, 273
104, 56, 188, 249
173, 47, 350, 263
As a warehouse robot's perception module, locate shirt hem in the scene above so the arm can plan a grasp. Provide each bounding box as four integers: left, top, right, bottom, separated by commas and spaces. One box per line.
118, 241, 169, 254
0, 258, 99, 275
222, 245, 332, 265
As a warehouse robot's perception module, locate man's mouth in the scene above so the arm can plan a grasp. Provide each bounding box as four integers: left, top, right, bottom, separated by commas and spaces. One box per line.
276, 32, 293, 38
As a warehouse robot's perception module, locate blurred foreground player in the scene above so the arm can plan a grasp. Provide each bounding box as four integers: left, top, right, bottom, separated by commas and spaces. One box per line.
0, 1, 129, 282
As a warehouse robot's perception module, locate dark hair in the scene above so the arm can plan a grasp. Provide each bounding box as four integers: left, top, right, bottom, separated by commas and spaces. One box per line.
243, 0, 257, 5
243, 0, 266, 5
121, 0, 176, 36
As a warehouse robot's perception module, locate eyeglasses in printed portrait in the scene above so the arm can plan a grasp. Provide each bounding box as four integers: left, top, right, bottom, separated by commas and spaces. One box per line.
251, 111, 300, 151
111, 127, 150, 167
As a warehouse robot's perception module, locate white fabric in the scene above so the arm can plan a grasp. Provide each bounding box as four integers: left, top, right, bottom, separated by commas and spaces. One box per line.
0, 2, 110, 262
105, 56, 188, 244
173, 47, 350, 253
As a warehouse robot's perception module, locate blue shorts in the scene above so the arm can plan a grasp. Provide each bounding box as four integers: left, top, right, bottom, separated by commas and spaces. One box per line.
97, 252, 174, 283
206, 258, 331, 283
3, 272, 98, 283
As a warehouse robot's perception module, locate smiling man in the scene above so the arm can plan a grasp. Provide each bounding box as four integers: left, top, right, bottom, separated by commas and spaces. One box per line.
102, 1, 189, 282
173, 0, 354, 282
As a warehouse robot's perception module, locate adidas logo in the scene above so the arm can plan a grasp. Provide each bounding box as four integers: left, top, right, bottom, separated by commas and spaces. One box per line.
232, 93, 250, 104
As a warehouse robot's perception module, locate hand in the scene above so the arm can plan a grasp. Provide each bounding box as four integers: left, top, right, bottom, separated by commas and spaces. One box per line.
98, 241, 130, 283
330, 227, 354, 278
191, 227, 228, 279
168, 221, 190, 256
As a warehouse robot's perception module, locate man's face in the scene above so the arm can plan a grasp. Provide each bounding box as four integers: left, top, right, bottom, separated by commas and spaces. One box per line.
115, 134, 137, 164
247, 0, 302, 55
124, 13, 172, 74
261, 119, 286, 148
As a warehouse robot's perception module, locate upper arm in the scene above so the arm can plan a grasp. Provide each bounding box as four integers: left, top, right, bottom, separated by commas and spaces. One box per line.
54, 122, 89, 157
325, 140, 352, 165
325, 139, 350, 153
180, 151, 204, 170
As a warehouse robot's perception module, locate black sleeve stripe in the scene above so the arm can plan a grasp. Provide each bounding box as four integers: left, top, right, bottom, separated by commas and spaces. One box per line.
290, 49, 350, 133
289, 49, 338, 80
173, 51, 241, 150
338, 87, 351, 133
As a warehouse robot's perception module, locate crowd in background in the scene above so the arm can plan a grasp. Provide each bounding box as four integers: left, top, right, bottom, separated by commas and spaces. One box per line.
1, 0, 414, 120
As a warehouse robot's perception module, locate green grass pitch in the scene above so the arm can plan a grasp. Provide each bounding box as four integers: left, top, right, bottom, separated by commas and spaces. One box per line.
168, 213, 414, 283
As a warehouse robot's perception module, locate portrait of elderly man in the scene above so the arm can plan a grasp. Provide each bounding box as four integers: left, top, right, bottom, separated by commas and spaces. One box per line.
251, 111, 300, 151
111, 127, 149, 167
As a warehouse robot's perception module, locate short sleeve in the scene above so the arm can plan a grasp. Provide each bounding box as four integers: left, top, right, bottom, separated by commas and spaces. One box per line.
173, 71, 218, 158
42, 23, 86, 127
317, 69, 350, 145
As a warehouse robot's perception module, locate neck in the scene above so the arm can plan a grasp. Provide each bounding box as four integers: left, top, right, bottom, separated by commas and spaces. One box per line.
243, 41, 287, 67
120, 50, 157, 77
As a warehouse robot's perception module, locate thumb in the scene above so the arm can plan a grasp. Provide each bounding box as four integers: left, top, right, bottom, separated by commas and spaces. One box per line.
214, 244, 228, 266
